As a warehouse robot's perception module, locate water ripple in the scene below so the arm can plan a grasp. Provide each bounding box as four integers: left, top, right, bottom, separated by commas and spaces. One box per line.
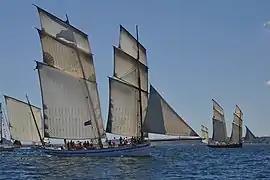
0, 144, 270, 179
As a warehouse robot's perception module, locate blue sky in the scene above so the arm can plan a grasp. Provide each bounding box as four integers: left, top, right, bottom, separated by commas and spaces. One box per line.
1, 0, 270, 137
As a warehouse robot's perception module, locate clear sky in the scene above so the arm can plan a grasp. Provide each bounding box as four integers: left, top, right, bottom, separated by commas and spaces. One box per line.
1, 0, 270, 137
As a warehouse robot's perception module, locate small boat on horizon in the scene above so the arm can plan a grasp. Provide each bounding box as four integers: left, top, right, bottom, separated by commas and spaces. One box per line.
207, 99, 243, 148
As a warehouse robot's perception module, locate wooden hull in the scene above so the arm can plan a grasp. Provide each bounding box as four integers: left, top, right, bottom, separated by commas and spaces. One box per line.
43, 143, 152, 157
207, 143, 242, 148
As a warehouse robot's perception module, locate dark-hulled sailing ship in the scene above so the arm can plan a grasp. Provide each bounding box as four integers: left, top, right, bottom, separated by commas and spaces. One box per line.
207, 99, 243, 148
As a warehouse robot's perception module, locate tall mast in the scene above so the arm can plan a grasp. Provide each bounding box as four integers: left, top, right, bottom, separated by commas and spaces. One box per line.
0, 103, 2, 144
135, 25, 144, 143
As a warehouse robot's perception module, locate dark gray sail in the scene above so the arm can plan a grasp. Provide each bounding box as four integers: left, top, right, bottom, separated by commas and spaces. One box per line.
244, 126, 256, 141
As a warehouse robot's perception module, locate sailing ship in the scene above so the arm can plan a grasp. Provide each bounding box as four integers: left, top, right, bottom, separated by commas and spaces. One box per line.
0, 103, 14, 151
207, 99, 243, 148
34, 6, 151, 156
243, 126, 257, 143
201, 125, 208, 144
4, 95, 43, 149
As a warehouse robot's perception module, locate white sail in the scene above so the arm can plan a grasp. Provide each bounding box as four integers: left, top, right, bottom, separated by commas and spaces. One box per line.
211, 99, 227, 142
230, 105, 243, 143
4, 96, 43, 143
142, 85, 199, 137
119, 25, 147, 66
106, 25, 149, 138
201, 125, 209, 143
36, 6, 91, 54
106, 78, 141, 137
38, 29, 96, 82
0, 103, 11, 142
37, 62, 103, 140
113, 46, 148, 91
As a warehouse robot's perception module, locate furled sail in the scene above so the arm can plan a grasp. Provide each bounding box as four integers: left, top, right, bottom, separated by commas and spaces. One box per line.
35, 6, 104, 142
4, 95, 43, 143
244, 126, 256, 141
106, 25, 149, 138
212, 99, 227, 142
201, 125, 209, 143
142, 85, 199, 137
37, 62, 103, 140
0, 103, 11, 143
230, 105, 243, 143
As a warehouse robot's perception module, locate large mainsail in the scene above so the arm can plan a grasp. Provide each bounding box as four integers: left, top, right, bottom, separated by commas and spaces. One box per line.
244, 126, 256, 141
106, 26, 148, 138
212, 99, 227, 142
4, 95, 43, 143
35, 6, 104, 144
142, 85, 199, 137
201, 125, 209, 143
230, 105, 243, 143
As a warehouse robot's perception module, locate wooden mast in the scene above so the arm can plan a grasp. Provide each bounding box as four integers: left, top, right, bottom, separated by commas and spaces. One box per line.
135, 25, 144, 143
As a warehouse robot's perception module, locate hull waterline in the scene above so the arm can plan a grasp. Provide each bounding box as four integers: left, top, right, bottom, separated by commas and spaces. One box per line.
43, 143, 152, 157
0, 146, 15, 152
207, 143, 242, 148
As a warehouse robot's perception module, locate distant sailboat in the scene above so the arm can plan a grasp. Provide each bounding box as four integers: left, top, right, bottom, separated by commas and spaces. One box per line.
228, 105, 243, 147
208, 99, 243, 148
244, 126, 257, 143
142, 85, 200, 141
4, 95, 43, 148
34, 6, 151, 157
201, 125, 208, 144
0, 103, 14, 151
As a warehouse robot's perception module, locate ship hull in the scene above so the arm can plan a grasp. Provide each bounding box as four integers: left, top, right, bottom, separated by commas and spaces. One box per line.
0, 146, 15, 152
43, 143, 152, 157
207, 143, 242, 148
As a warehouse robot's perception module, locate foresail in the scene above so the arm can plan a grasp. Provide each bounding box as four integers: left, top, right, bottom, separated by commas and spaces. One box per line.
106, 78, 141, 137
244, 126, 256, 141
212, 99, 227, 142
142, 85, 199, 137
36, 6, 91, 54
37, 62, 103, 140
4, 96, 43, 143
119, 25, 147, 66
230, 105, 243, 143
38, 30, 96, 82
201, 125, 209, 142
113, 46, 148, 91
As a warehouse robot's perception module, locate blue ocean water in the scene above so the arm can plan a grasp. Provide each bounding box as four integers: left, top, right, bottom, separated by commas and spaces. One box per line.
0, 143, 269, 180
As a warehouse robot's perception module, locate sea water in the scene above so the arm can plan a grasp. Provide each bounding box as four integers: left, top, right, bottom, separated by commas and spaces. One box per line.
0, 143, 269, 179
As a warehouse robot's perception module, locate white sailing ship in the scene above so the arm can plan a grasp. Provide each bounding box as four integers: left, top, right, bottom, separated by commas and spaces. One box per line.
34, 6, 151, 157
